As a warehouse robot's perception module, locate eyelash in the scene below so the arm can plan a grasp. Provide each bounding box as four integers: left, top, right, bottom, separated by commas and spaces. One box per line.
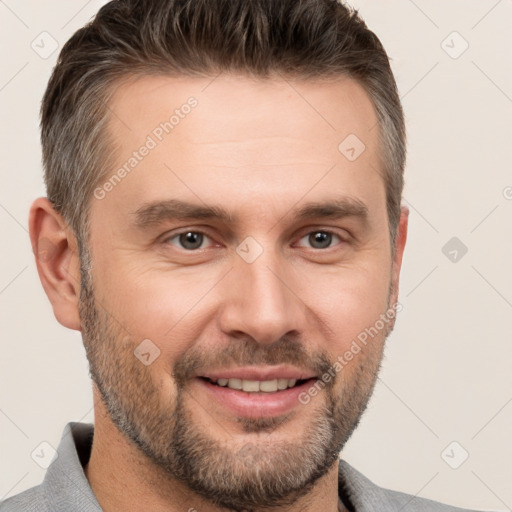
162, 228, 347, 251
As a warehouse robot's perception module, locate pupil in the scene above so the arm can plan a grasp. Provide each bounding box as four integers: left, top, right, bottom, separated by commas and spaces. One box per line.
310, 231, 331, 249
180, 232, 203, 250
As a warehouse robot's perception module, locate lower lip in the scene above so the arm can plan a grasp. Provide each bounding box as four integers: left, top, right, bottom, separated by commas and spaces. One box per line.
194, 378, 316, 418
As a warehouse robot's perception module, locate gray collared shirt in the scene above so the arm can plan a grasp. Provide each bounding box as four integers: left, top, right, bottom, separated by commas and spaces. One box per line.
0, 422, 485, 512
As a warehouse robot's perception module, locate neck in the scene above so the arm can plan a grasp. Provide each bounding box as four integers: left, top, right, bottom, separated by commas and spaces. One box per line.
85, 394, 347, 512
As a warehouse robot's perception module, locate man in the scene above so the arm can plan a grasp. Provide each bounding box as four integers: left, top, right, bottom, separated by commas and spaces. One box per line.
0, 1, 489, 511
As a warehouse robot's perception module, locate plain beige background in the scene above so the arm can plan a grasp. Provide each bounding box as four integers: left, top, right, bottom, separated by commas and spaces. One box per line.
1, 0, 511, 509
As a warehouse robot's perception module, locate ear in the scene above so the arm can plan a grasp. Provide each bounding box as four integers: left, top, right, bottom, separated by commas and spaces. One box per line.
29, 197, 82, 331
389, 204, 409, 308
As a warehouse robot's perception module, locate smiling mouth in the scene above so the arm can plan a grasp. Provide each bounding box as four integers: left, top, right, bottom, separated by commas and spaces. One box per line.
199, 377, 314, 393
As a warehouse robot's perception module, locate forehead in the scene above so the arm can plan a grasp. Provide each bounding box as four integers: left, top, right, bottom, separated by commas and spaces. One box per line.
98, 73, 383, 223
107, 72, 379, 155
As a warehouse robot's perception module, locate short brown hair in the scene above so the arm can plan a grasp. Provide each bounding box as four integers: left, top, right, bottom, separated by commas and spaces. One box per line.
41, 0, 405, 247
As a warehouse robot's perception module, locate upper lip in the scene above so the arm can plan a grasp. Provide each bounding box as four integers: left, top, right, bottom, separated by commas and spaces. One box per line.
197, 365, 317, 382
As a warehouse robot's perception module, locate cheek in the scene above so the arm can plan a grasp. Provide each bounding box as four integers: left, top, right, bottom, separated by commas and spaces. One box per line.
94, 261, 222, 354
92, 239, 391, 362
303, 262, 391, 348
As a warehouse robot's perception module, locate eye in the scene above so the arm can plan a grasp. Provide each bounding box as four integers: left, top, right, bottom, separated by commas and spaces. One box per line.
165, 231, 212, 250
296, 230, 343, 250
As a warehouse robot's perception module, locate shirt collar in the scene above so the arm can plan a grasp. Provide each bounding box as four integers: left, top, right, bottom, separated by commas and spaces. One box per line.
42, 422, 101, 511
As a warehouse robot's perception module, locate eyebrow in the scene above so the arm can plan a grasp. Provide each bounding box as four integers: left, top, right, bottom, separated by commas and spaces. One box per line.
132, 197, 369, 229
133, 199, 236, 228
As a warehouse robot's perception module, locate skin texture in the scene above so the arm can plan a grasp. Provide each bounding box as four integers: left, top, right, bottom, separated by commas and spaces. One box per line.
30, 73, 408, 512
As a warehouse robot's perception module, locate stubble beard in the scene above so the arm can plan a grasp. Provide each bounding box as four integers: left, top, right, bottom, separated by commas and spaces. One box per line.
78, 258, 389, 511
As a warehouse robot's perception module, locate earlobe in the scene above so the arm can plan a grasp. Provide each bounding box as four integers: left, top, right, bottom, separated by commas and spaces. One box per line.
29, 197, 82, 331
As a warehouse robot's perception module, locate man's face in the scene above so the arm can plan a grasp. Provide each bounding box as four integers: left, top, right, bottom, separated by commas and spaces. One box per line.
81, 73, 404, 509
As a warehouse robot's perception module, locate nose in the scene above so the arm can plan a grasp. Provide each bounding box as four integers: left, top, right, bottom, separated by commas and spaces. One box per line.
218, 246, 305, 345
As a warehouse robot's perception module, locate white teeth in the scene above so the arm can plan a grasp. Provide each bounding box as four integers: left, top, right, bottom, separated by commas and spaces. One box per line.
259, 379, 278, 392
277, 378, 289, 390
214, 377, 300, 392
242, 380, 260, 392
228, 378, 243, 390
